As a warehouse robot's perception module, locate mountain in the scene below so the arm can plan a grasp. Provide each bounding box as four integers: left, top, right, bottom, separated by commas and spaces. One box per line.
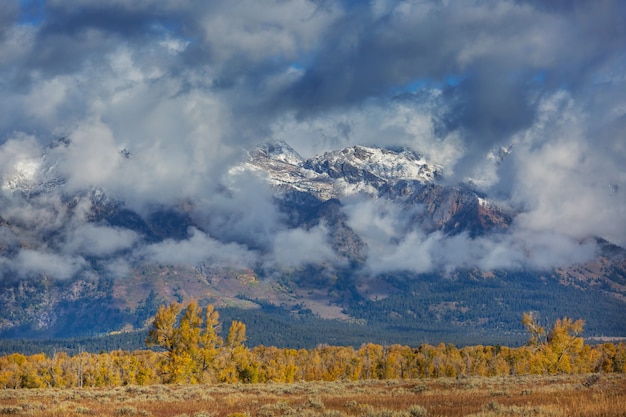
247, 141, 441, 199
0, 141, 625, 348
246, 141, 511, 238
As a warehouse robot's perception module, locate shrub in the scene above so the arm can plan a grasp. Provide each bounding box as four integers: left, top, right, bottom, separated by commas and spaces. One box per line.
307, 397, 325, 409
408, 405, 428, 417
115, 406, 139, 416
0, 406, 22, 415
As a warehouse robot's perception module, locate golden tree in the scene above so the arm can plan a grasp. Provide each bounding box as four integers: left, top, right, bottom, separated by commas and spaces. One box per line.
522, 311, 546, 348
146, 301, 224, 383
543, 317, 585, 374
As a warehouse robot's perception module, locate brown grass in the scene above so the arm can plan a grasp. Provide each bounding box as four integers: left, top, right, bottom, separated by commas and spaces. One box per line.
0, 374, 624, 417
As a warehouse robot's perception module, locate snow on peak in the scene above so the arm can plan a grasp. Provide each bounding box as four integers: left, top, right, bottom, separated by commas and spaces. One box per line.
2, 158, 42, 192
250, 141, 304, 166
307, 145, 441, 183
244, 142, 442, 200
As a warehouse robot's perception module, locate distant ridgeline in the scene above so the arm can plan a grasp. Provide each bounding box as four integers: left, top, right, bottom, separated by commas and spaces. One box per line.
0, 303, 624, 388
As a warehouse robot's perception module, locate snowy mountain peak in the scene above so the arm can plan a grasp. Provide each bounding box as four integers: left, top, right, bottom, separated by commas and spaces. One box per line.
305, 145, 441, 184
244, 143, 442, 200
250, 141, 304, 166
2, 159, 41, 192
1, 154, 65, 196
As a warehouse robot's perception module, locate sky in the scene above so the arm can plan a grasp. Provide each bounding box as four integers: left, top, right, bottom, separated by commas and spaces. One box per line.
0, 0, 625, 279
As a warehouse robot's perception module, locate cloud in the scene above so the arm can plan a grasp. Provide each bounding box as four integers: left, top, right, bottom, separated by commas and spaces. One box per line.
193, 170, 284, 251
270, 94, 465, 170
272, 224, 337, 268
56, 119, 122, 192
0, 0, 624, 281
0, 133, 43, 192
343, 196, 598, 274
14, 249, 86, 280
138, 227, 257, 267
357, 227, 597, 276
508, 92, 626, 247
62, 224, 138, 257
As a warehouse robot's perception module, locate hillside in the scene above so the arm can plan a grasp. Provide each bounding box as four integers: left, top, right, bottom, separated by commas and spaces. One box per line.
0, 142, 625, 346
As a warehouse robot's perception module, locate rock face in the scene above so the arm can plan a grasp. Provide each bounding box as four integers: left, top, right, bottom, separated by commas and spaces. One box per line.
0, 140, 624, 342
246, 141, 511, 237
246, 141, 441, 199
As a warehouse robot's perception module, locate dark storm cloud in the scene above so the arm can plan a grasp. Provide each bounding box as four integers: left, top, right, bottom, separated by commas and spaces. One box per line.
274, 0, 626, 163
0, 0, 624, 278
0, 2, 19, 40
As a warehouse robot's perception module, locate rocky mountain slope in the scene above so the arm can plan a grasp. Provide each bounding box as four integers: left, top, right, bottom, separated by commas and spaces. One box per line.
246, 141, 512, 237
0, 140, 624, 345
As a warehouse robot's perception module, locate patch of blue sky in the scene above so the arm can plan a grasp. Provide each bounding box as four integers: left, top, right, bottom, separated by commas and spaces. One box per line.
533, 70, 546, 84
506, 69, 548, 86
19, 0, 45, 26
390, 74, 466, 94
150, 20, 198, 50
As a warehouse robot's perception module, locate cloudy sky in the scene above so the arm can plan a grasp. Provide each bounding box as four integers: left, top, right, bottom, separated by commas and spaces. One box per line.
0, 0, 625, 279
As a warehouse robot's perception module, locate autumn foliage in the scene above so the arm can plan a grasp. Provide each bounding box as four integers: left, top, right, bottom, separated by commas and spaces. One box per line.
1, 303, 625, 389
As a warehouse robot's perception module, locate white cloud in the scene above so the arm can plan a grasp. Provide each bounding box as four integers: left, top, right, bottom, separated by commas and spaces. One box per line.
272, 224, 336, 268
15, 249, 86, 280
509, 92, 626, 246
138, 227, 257, 267
0, 0, 624, 281
198, 0, 339, 68
57, 118, 121, 191
63, 224, 138, 257
343, 195, 598, 274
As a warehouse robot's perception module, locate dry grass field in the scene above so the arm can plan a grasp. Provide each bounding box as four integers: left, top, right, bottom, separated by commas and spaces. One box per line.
0, 374, 624, 417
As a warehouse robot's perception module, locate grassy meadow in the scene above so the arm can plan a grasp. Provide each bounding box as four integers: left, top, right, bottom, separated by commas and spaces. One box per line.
1, 374, 624, 417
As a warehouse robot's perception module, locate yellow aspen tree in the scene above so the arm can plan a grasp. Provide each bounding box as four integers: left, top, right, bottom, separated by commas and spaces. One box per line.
198, 304, 223, 382
94, 353, 111, 387
177, 302, 202, 350
134, 350, 159, 385
282, 348, 299, 382
19, 354, 45, 388
544, 317, 585, 374
253, 346, 280, 382
79, 353, 99, 388
382, 345, 406, 379
614, 342, 626, 373
528, 347, 550, 374
598, 343, 617, 372
317, 346, 335, 380
45, 351, 67, 388
147, 301, 225, 383
488, 346, 511, 376
574, 344, 601, 373
226, 320, 247, 347
146, 302, 182, 353
461, 346, 488, 377
219, 320, 257, 383
522, 312, 546, 349
505, 346, 533, 375
171, 350, 198, 384
303, 349, 323, 381
432, 343, 449, 377
415, 344, 437, 378
0, 359, 14, 389
358, 343, 384, 379
443, 344, 466, 377
173, 302, 204, 383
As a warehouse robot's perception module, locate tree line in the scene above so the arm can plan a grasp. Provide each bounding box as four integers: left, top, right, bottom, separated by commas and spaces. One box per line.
1, 303, 624, 388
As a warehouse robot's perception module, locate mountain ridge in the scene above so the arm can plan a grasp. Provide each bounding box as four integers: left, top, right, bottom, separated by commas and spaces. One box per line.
0, 141, 624, 345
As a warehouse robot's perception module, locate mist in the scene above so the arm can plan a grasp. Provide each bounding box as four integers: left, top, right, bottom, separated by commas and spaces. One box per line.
0, 0, 624, 280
